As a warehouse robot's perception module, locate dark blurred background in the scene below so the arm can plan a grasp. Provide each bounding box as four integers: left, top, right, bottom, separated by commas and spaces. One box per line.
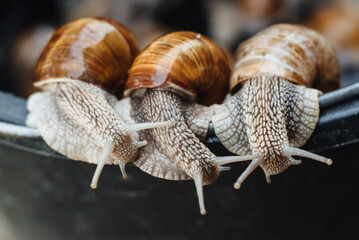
0, 0, 359, 239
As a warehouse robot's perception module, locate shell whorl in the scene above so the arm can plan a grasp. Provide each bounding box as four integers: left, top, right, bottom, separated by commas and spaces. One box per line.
125, 31, 231, 106
34, 17, 139, 98
230, 24, 340, 93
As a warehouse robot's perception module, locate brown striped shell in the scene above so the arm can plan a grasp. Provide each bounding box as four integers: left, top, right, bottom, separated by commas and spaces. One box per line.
230, 24, 340, 93
212, 23, 339, 189
34, 17, 139, 98
125, 31, 231, 106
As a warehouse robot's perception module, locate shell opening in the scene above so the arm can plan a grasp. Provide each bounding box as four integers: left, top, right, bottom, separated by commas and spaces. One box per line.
34, 77, 80, 91
125, 85, 197, 103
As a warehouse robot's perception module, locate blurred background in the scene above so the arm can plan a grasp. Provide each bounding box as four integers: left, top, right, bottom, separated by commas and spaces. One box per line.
1, 0, 359, 98
1, 0, 359, 239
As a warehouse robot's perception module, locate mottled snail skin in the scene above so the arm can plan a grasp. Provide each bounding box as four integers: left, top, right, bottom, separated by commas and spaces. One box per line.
212, 24, 340, 188
26, 17, 171, 189
126, 31, 252, 214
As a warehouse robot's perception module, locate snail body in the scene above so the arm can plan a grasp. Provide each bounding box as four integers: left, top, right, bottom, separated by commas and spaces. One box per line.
26, 17, 171, 189
125, 31, 254, 214
212, 24, 340, 188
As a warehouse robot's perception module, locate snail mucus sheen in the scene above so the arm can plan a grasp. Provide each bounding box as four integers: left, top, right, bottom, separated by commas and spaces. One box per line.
212, 24, 340, 188
125, 31, 257, 215
26, 17, 172, 189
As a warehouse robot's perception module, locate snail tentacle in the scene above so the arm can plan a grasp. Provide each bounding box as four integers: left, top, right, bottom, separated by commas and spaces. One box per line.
27, 80, 145, 188
91, 141, 115, 189
214, 75, 330, 187
283, 145, 332, 165
212, 24, 339, 188
289, 157, 302, 165
118, 162, 128, 179
133, 90, 219, 213
27, 17, 159, 187
132, 96, 192, 181
133, 140, 148, 148
194, 172, 206, 215
234, 158, 264, 189
27, 82, 118, 166
213, 154, 261, 166
128, 121, 173, 135
125, 31, 231, 215
265, 172, 272, 184
219, 166, 231, 172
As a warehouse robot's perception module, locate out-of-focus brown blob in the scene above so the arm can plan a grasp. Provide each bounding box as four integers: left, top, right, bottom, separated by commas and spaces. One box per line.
306, 1, 359, 66
238, 0, 283, 18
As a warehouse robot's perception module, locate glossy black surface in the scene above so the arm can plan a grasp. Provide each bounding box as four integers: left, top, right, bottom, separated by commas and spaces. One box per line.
0, 82, 359, 239
0, 138, 358, 240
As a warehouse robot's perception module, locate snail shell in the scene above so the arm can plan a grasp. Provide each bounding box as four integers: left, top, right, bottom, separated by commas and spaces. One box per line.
26, 17, 171, 189
34, 17, 139, 97
212, 24, 340, 188
230, 24, 340, 93
125, 31, 248, 214
125, 31, 230, 106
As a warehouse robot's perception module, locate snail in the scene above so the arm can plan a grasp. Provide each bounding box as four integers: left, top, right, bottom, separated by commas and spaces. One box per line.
125, 31, 257, 215
211, 24, 340, 188
26, 17, 172, 189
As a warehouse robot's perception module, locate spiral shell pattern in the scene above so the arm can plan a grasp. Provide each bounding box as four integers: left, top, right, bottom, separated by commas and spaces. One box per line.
34, 17, 139, 98
230, 24, 340, 93
125, 31, 231, 106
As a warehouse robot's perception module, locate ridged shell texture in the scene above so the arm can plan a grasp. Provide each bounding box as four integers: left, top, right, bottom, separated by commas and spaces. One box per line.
125, 31, 231, 106
231, 24, 340, 93
34, 17, 139, 97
